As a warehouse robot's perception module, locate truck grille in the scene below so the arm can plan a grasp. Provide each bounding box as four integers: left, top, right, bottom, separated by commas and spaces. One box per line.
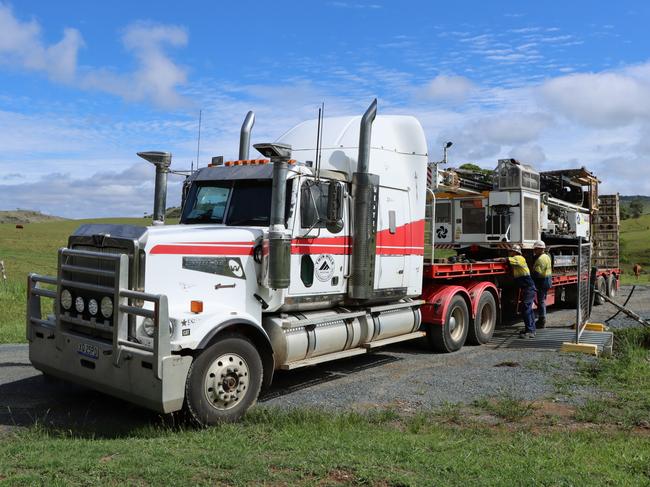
58, 236, 142, 342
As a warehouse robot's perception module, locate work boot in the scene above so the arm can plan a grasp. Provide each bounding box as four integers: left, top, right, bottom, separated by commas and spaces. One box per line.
518, 330, 536, 339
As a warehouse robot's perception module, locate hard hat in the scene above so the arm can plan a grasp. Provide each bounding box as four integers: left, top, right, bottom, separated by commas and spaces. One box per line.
533, 240, 546, 249
511, 244, 522, 254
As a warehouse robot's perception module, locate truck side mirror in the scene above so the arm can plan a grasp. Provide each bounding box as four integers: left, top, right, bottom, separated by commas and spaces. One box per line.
326, 182, 344, 233
181, 177, 191, 212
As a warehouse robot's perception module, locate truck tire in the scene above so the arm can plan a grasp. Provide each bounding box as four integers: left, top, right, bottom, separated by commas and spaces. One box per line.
606, 274, 617, 298
427, 295, 469, 353
563, 285, 578, 308
594, 276, 606, 305
467, 291, 497, 345
184, 335, 263, 426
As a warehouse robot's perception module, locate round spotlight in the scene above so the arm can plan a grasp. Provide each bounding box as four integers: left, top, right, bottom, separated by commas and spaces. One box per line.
74, 296, 85, 313
61, 289, 72, 310
100, 297, 113, 318
88, 298, 98, 316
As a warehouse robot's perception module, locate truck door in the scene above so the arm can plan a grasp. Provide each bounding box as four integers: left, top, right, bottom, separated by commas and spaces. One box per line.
375, 187, 409, 290
288, 177, 349, 297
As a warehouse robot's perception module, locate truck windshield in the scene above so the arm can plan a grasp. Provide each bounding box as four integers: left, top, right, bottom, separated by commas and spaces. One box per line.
181, 180, 273, 226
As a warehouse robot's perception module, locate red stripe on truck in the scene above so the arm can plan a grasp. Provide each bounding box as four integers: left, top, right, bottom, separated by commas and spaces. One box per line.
150, 219, 426, 257
150, 244, 255, 256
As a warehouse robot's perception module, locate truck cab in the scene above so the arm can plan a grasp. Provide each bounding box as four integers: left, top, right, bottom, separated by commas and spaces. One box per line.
27, 100, 432, 425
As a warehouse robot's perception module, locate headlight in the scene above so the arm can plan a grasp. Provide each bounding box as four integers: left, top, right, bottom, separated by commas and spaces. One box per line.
75, 296, 85, 313
100, 297, 113, 318
88, 298, 98, 316
61, 289, 72, 310
141, 318, 174, 337
142, 317, 155, 337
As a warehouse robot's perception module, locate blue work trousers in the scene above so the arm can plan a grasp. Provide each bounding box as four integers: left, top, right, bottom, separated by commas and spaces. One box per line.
516, 276, 537, 333
534, 276, 552, 322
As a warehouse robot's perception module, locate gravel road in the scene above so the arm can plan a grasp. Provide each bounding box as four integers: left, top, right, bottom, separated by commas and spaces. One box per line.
2, 285, 648, 436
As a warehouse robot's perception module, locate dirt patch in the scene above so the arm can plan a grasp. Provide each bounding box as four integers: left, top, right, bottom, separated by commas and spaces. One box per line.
320, 469, 357, 485
99, 453, 119, 464
494, 361, 520, 367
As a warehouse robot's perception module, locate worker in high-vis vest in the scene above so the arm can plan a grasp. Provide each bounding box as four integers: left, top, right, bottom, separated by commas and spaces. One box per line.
506, 244, 537, 338
532, 240, 552, 329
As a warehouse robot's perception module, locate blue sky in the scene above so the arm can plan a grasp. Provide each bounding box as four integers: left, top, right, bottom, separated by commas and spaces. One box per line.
1, 0, 649, 217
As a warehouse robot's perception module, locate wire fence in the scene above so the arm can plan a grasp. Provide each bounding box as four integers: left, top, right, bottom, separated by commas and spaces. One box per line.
575, 239, 592, 343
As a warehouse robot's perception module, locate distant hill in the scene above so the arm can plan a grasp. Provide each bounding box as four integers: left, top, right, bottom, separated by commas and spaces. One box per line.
620, 195, 650, 218
0, 210, 66, 224
620, 195, 650, 205
144, 207, 182, 219
619, 194, 650, 212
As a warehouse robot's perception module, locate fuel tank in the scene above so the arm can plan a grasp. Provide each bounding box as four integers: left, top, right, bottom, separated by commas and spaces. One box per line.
263, 303, 421, 367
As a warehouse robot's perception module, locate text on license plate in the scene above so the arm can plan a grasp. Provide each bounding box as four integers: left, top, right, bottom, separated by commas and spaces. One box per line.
77, 343, 98, 359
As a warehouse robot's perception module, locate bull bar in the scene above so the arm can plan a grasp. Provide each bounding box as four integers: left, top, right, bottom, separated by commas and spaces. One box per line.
26, 248, 191, 413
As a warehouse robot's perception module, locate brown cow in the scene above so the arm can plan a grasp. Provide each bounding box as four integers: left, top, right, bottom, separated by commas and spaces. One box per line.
633, 264, 643, 280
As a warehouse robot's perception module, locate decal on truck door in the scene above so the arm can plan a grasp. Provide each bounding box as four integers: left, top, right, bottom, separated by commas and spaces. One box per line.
182, 256, 246, 279
314, 254, 335, 282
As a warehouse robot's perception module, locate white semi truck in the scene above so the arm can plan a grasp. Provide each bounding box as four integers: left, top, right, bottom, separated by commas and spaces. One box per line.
26, 100, 618, 425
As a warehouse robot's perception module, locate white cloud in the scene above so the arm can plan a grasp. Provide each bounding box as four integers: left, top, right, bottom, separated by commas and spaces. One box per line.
540, 63, 650, 127
81, 23, 189, 108
420, 75, 476, 102
0, 3, 188, 108
509, 144, 546, 164
0, 163, 184, 218
0, 4, 83, 82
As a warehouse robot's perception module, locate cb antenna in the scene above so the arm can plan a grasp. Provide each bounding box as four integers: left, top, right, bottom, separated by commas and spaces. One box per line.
315, 102, 324, 179
195, 109, 202, 169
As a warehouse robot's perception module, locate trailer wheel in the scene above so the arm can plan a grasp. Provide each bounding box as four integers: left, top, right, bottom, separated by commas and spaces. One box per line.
606, 274, 617, 298
594, 276, 606, 305
467, 291, 497, 345
184, 334, 263, 426
427, 295, 469, 353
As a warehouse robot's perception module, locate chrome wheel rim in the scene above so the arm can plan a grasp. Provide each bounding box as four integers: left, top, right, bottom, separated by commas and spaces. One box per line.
204, 353, 249, 410
449, 306, 465, 341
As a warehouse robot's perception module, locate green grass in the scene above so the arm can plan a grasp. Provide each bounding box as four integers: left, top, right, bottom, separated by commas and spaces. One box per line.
573, 327, 650, 427
1, 409, 649, 486
473, 396, 536, 422
0, 218, 153, 343
619, 212, 650, 284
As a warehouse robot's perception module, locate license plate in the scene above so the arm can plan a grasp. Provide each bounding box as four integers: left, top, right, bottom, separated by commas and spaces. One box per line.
77, 343, 99, 359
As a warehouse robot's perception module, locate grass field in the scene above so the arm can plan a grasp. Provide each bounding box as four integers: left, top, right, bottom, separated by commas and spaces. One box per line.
1, 327, 648, 485
1, 219, 650, 484
0, 218, 154, 343
619, 212, 650, 284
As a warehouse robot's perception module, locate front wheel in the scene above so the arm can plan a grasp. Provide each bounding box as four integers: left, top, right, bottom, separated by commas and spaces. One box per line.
185, 335, 263, 426
427, 295, 469, 353
467, 291, 497, 345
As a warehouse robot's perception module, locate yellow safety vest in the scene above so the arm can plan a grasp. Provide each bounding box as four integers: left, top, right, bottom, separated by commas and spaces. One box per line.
533, 253, 552, 278
508, 255, 531, 278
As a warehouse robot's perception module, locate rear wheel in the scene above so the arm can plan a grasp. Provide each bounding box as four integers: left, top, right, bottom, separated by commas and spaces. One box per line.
467, 291, 497, 345
606, 274, 617, 298
594, 276, 607, 305
427, 295, 469, 353
184, 335, 263, 426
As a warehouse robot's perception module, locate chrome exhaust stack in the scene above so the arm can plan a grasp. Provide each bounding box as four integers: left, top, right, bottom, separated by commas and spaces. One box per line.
137, 151, 172, 226
349, 99, 379, 300
238, 111, 256, 160
254, 142, 293, 289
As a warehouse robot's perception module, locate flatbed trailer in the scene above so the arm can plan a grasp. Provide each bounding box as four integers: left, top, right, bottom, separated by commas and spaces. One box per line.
416, 260, 619, 351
